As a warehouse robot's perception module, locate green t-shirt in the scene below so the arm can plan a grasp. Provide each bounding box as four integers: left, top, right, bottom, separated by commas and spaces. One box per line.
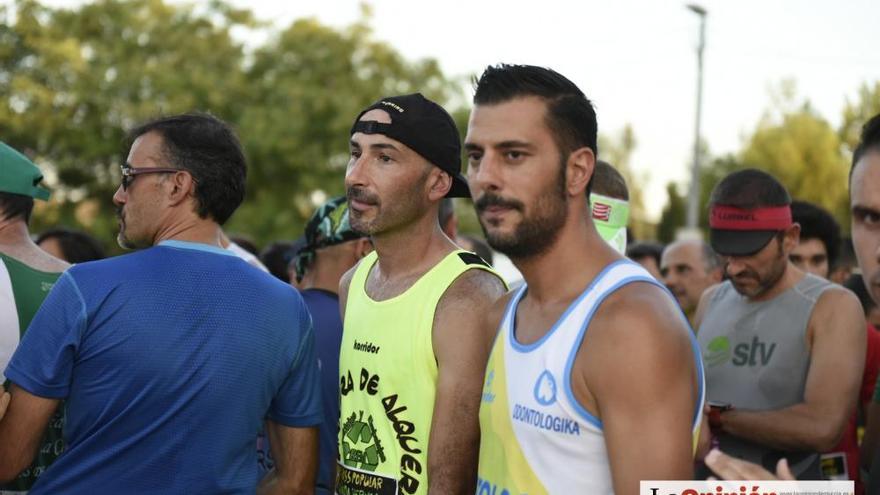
0, 253, 63, 491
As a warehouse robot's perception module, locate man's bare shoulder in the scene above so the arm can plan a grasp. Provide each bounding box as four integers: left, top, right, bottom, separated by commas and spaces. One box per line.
814, 284, 861, 308
576, 281, 699, 425
810, 284, 865, 329
338, 257, 368, 317
433, 269, 508, 344
438, 268, 507, 314
587, 281, 693, 357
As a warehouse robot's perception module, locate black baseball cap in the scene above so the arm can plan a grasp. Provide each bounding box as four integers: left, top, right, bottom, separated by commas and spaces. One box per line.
350, 93, 469, 198
709, 229, 779, 257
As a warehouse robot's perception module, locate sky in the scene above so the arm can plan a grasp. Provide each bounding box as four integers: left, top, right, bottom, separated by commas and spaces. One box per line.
225, 0, 880, 219
34, 0, 880, 219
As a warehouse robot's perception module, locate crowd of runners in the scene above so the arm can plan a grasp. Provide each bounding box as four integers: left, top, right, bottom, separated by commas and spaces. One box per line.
0, 63, 879, 495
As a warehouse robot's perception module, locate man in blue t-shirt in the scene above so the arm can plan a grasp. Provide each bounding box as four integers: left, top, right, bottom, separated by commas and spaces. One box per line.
292, 196, 371, 494
0, 113, 322, 494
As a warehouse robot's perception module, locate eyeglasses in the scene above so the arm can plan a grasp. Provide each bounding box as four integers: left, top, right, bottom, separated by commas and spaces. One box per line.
120, 164, 183, 191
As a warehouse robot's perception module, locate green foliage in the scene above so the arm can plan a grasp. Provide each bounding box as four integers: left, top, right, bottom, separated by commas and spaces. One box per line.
598, 124, 654, 239
232, 15, 461, 242
656, 154, 741, 242
741, 104, 849, 226
0, 0, 462, 250
840, 81, 880, 154
656, 182, 684, 244
663, 80, 871, 239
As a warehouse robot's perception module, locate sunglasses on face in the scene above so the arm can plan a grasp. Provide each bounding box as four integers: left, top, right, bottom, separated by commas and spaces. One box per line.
120, 164, 184, 191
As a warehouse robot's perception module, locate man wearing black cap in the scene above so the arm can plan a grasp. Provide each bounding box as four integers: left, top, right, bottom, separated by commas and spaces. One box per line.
695, 168, 865, 479
336, 93, 506, 495
0, 141, 69, 492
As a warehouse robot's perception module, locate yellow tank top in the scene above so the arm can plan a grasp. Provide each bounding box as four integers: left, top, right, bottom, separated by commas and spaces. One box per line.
337, 249, 502, 495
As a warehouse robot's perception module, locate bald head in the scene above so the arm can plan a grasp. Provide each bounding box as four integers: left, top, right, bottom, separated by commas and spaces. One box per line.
661, 239, 722, 315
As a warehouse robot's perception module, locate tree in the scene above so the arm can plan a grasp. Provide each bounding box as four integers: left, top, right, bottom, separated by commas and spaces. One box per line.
839, 82, 880, 154
656, 154, 742, 242
656, 182, 685, 244
1, 0, 254, 245
598, 125, 654, 239
232, 9, 462, 242
741, 104, 849, 225
0, 0, 464, 248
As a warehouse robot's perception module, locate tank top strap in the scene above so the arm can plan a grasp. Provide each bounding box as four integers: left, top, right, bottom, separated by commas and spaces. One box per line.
348, 251, 378, 301
548, 260, 659, 350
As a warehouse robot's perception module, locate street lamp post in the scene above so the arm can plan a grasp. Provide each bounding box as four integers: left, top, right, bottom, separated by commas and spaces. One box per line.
686, 4, 707, 232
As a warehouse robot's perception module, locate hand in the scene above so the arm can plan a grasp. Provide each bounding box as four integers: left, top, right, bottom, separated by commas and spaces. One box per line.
0, 384, 9, 420
704, 448, 795, 480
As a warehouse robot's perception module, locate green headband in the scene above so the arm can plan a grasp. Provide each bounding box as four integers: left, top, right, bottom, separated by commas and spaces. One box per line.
590, 193, 630, 254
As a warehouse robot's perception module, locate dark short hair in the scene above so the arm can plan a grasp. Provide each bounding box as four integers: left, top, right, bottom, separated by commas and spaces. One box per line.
790, 200, 840, 266
844, 274, 877, 315
592, 160, 629, 201
473, 64, 598, 195
129, 113, 246, 225
626, 242, 664, 267
36, 227, 106, 263
853, 113, 880, 175
0, 192, 34, 224
229, 235, 259, 256
709, 168, 791, 209
260, 241, 294, 284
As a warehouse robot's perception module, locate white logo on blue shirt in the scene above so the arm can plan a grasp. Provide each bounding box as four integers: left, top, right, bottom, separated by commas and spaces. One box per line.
533, 370, 557, 406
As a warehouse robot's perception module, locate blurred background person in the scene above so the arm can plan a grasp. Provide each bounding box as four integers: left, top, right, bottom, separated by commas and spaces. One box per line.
259, 240, 295, 284
848, 274, 880, 329
789, 200, 879, 489
830, 238, 858, 286
0, 142, 69, 493
789, 200, 840, 278
695, 169, 864, 480
36, 227, 106, 264
292, 196, 370, 495
220, 230, 268, 272
626, 241, 664, 280
590, 160, 630, 254
660, 239, 722, 325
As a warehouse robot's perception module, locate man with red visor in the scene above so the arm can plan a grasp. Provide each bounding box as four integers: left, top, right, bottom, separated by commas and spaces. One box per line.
693, 168, 865, 479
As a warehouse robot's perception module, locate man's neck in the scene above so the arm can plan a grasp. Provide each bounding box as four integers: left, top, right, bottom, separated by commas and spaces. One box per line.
371, 216, 456, 282
0, 218, 34, 248
748, 262, 805, 303
301, 261, 345, 295
0, 218, 69, 272
512, 214, 619, 307
153, 216, 223, 248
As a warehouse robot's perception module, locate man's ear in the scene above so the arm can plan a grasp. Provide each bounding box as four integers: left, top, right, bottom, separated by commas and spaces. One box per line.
427, 168, 453, 202
166, 170, 196, 207
783, 223, 801, 254
566, 147, 595, 197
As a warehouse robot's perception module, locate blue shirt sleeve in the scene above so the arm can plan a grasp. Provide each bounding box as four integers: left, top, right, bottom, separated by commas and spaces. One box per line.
5, 271, 86, 399
267, 296, 323, 427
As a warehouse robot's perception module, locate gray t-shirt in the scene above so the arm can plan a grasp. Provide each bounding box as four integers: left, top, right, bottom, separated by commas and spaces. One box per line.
698, 273, 833, 479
